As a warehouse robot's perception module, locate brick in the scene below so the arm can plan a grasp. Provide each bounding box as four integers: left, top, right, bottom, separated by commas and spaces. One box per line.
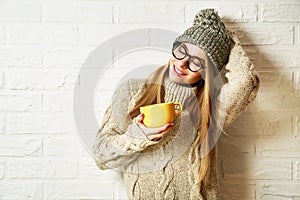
75, 69, 111, 97
8, 113, 74, 134
222, 159, 292, 180
222, 4, 257, 22
42, 2, 80, 23
8, 159, 78, 179
262, 3, 300, 22
42, 46, 92, 67
257, 183, 300, 199
0, 46, 42, 67
259, 46, 300, 68
0, 93, 41, 112
298, 24, 300, 45
78, 158, 120, 180
0, 161, 4, 179
0, 182, 43, 199
117, 181, 128, 200
94, 90, 113, 113
0, 25, 4, 43
0, 115, 4, 134
78, 24, 149, 46
258, 88, 300, 113
43, 92, 73, 112
219, 181, 255, 200
41, 23, 78, 45
256, 136, 300, 157
255, 111, 292, 136
296, 161, 300, 180
114, 49, 170, 69
228, 24, 294, 45
46, 182, 114, 200
296, 72, 300, 93
78, 24, 110, 45
0, 71, 3, 89
96, 68, 134, 91
187, 3, 257, 23
115, 3, 185, 23
242, 46, 259, 67
259, 71, 293, 92
218, 135, 255, 157
41, 1, 108, 24
107, 28, 150, 47
46, 135, 83, 158
80, 1, 113, 23
5, 23, 41, 45
224, 109, 293, 137
296, 116, 300, 137
79, 23, 182, 46
5, 23, 78, 45
0, 136, 42, 157
8, 70, 77, 90
149, 27, 180, 47
0, 1, 40, 22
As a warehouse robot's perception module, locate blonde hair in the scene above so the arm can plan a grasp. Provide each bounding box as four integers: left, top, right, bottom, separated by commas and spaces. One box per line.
127, 59, 218, 194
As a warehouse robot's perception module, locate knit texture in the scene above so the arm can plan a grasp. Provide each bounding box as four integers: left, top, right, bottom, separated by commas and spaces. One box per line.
173, 9, 232, 72
93, 34, 260, 200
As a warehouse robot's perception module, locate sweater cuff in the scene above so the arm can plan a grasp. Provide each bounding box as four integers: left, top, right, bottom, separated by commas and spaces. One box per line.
125, 123, 158, 150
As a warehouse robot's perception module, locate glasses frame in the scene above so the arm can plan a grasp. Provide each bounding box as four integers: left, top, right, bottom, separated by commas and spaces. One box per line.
172, 42, 205, 72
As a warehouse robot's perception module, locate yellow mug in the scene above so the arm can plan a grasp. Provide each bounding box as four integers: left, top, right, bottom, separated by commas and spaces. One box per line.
139, 102, 182, 128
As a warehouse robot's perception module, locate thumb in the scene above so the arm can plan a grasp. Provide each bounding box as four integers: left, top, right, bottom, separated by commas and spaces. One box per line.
136, 113, 144, 123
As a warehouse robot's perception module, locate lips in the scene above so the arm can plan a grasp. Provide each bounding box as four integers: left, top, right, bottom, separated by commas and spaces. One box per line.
173, 65, 186, 76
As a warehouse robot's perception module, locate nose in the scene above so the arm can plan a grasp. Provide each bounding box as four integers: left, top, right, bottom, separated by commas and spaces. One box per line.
177, 57, 189, 69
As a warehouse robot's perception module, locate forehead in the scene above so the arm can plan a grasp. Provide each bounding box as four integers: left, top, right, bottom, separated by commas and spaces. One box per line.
181, 42, 208, 60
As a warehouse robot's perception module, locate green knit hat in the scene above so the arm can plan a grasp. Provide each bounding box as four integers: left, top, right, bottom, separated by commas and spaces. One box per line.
173, 9, 232, 72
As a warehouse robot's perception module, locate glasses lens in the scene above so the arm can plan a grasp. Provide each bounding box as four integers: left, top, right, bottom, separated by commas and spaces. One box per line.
189, 58, 203, 72
173, 45, 186, 60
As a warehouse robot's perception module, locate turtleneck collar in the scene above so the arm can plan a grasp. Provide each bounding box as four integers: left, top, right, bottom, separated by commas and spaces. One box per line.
163, 78, 197, 105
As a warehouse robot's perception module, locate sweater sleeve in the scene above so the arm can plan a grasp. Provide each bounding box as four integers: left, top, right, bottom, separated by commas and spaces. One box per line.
92, 79, 158, 170
216, 32, 260, 127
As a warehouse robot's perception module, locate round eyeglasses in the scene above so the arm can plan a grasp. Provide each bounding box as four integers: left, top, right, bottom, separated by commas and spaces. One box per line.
172, 43, 205, 72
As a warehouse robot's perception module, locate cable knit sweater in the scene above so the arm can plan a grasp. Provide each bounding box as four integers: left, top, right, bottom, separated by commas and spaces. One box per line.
93, 35, 260, 200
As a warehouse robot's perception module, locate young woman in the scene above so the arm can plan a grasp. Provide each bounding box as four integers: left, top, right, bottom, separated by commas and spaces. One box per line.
93, 9, 260, 200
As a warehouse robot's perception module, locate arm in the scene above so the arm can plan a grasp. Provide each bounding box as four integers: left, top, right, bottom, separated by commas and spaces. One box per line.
217, 32, 260, 127
92, 79, 158, 170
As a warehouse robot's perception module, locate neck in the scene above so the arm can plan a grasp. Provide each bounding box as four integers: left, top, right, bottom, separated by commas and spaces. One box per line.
163, 78, 197, 105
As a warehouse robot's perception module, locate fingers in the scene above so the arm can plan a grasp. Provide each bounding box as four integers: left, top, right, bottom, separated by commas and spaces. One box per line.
134, 114, 144, 126
147, 122, 174, 134
146, 125, 173, 141
132, 114, 175, 141
145, 123, 174, 141
136, 113, 144, 122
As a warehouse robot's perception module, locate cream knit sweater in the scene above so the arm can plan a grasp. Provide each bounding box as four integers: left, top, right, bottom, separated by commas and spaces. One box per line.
93, 35, 260, 200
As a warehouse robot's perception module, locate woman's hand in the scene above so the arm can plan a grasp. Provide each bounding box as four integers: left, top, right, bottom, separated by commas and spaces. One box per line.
133, 114, 174, 141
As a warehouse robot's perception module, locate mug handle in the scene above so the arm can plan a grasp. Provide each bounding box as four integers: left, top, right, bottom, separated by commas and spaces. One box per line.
174, 102, 182, 117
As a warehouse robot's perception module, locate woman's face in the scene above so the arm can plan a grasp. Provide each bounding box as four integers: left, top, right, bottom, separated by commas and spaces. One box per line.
169, 42, 208, 85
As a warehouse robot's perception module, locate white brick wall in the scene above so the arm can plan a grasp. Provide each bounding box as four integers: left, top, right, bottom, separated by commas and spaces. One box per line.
0, 0, 299, 199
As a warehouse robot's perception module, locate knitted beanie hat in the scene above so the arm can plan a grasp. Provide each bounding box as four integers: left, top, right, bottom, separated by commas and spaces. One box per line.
173, 9, 232, 71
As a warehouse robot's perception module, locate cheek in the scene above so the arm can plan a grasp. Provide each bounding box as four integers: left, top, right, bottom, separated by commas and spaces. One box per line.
199, 70, 205, 79
189, 70, 205, 82
169, 57, 176, 65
